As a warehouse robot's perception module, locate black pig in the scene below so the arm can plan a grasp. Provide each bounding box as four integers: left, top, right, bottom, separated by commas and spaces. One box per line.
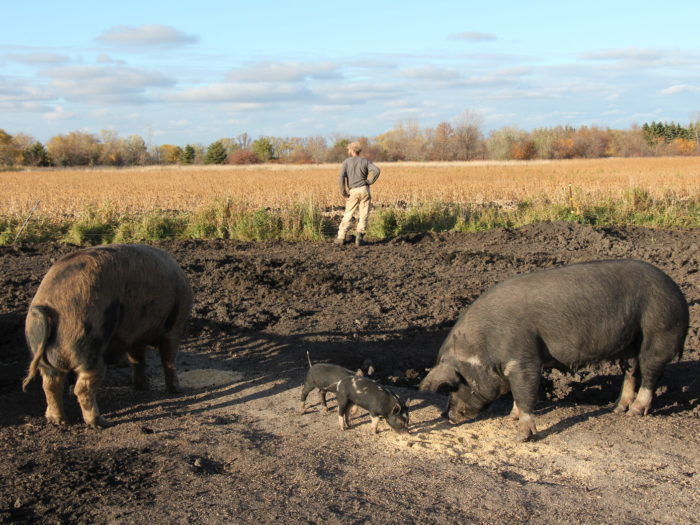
300, 363, 363, 413
420, 259, 688, 441
23, 244, 192, 428
336, 376, 410, 434
299, 354, 375, 414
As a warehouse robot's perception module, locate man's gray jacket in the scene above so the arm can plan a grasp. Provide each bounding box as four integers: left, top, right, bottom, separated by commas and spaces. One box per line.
338, 157, 380, 196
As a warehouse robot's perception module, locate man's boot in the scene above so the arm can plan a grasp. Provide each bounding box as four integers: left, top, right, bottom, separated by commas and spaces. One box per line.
355, 233, 365, 246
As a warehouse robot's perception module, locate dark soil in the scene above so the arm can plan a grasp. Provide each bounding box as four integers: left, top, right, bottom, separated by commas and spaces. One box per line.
1, 222, 699, 524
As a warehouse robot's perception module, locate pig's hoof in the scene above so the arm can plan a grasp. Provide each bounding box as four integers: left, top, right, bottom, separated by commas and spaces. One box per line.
88, 416, 113, 429
612, 404, 628, 414
626, 406, 647, 416
46, 415, 68, 426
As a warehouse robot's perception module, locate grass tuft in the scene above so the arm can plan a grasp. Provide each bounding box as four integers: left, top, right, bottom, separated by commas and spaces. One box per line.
1, 187, 698, 246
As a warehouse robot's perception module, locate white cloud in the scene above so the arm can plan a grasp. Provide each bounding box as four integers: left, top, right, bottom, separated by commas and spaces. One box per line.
225, 102, 267, 111
96, 54, 126, 65
5, 52, 70, 65
227, 61, 342, 82
96, 24, 198, 48
170, 82, 313, 103
659, 84, 700, 95
43, 65, 174, 104
581, 47, 666, 62
320, 83, 404, 104
311, 104, 355, 113
43, 105, 75, 120
399, 66, 460, 81
0, 77, 54, 104
168, 119, 191, 128
449, 32, 498, 43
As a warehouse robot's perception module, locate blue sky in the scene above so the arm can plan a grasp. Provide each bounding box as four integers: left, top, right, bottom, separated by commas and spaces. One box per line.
2, 1, 699, 146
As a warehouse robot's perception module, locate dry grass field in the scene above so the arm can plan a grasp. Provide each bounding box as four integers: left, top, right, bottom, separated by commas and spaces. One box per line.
2, 157, 699, 219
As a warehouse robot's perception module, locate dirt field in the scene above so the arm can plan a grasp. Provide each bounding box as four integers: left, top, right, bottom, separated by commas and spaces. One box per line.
1, 222, 699, 524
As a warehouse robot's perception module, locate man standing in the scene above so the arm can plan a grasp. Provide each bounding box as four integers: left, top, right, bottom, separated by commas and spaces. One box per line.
335, 141, 380, 246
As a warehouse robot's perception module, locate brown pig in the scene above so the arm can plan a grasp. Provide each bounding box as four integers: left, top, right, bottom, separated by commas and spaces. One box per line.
22, 244, 192, 428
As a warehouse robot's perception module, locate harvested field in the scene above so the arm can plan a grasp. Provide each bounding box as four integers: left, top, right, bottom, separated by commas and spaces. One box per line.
3, 157, 700, 217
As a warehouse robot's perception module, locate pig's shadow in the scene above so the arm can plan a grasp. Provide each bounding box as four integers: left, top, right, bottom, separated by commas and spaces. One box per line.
544, 359, 700, 417
532, 407, 611, 440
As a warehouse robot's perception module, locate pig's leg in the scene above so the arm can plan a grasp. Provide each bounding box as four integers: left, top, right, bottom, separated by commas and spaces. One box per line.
337, 391, 350, 430
509, 401, 520, 420
370, 415, 380, 434
628, 333, 675, 416
156, 335, 181, 393
74, 366, 110, 428
41, 369, 68, 425
319, 389, 330, 411
627, 333, 675, 416
299, 382, 313, 414
127, 345, 149, 390
508, 368, 539, 441
613, 358, 638, 414
345, 404, 354, 428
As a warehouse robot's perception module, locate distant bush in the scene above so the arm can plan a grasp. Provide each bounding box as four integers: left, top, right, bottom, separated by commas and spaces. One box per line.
227, 149, 262, 165
288, 150, 314, 164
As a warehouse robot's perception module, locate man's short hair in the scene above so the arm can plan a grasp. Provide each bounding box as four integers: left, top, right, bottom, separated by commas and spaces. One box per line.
347, 141, 362, 154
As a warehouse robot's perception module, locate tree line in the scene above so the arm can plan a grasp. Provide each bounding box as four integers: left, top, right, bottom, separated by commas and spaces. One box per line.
1, 115, 699, 167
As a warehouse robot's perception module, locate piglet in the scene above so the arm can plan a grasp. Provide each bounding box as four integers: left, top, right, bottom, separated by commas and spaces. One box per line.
336, 376, 409, 434
300, 363, 363, 414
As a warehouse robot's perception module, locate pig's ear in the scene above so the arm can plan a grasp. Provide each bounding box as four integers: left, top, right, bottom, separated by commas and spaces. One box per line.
419, 363, 460, 392
354, 369, 364, 376
392, 403, 401, 415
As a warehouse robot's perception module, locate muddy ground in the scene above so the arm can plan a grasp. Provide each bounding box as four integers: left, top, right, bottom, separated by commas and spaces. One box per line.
1, 222, 699, 524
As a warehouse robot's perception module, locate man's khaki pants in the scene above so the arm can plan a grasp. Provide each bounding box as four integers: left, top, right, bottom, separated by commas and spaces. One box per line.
337, 186, 371, 239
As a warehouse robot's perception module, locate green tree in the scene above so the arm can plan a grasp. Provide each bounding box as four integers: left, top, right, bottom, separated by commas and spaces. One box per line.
181, 144, 196, 164
204, 140, 228, 164
23, 142, 50, 166
252, 137, 274, 162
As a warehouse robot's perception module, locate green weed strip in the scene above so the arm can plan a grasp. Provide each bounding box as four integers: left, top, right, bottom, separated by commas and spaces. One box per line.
2, 190, 698, 246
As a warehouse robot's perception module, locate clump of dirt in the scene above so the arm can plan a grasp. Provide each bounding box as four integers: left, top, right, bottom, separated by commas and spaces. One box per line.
1, 222, 699, 524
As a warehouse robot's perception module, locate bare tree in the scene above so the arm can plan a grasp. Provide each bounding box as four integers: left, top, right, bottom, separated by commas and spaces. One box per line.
453, 110, 484, 160
428, 121, 456, 160
236, 132, 252, 149
691, 112, 700, 151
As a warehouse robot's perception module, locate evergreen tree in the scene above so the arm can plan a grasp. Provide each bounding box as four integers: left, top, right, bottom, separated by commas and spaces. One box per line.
204, 140, 228, 164
181, 144, 196, 164
24, 142, 50, 166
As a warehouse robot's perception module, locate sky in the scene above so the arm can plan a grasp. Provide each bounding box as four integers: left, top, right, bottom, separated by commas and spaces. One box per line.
2, 1, 699, 146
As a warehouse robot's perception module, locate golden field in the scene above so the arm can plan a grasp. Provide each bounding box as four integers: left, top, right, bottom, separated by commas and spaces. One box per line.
2, 157, 700, 219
